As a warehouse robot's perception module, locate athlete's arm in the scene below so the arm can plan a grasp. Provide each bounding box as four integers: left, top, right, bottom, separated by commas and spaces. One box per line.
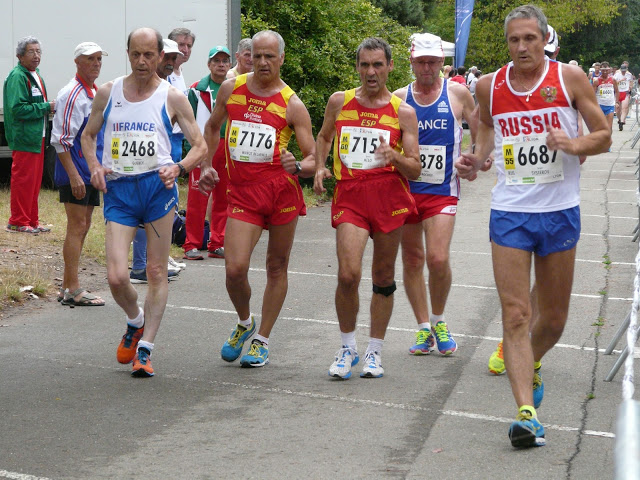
80, 81, 113, 193
389, 101, 420, 180
314, 92, 343, 194
455, 74, 495, 180
199, 78, 234, 194
160, 86, 210, 188
548, 64, 611, 156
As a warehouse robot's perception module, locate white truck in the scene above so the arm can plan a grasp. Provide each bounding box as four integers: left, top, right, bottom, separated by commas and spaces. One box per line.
0, 0, 241, 187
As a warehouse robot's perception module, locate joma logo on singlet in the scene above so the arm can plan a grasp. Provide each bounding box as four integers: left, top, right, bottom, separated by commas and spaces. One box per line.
361, 111, 379, 127
497, 112, 561, 137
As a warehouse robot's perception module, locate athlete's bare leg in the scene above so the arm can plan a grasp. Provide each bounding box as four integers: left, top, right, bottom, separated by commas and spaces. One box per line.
105, 222, 140, 320
335, 223, 369, 334
424, 214, 455, 315
370, 227, 403, 339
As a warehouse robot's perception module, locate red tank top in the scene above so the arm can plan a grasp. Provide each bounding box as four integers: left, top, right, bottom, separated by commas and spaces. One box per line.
225, 74, 294, 184
333, 89, 403, 181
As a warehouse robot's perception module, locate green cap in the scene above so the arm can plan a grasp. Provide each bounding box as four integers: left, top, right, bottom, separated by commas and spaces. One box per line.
208, 46, 231, 58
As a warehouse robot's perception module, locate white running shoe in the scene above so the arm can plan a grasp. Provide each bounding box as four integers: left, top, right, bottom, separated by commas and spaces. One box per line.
168, 256, 186, 271
360, 351, 384, 378
329, 346, 359, 379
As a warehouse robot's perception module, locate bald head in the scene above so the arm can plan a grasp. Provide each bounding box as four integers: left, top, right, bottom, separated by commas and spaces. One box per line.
127, 28, 163, 54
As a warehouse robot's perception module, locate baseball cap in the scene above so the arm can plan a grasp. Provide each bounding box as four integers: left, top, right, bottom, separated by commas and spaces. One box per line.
209, 46, 231, 58
621, 64, 628, 71
544, 25, 558, 54
74, 42, 108, 59
410, 33, 444, 59
163, 39, 183, 55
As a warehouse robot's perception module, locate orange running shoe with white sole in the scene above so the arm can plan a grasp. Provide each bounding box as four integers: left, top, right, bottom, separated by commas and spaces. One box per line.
117, 324, 145, 364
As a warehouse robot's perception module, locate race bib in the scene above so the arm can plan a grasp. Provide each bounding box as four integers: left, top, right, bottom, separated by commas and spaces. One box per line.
619, 79, 628, 91
31, 87, 41, 96
228, 120, 276, 163
338, 126, 390, 169
415, 145, 446, 184
598, 84, 614, 97
110, 130, 158, 173
502, 132, 563, 185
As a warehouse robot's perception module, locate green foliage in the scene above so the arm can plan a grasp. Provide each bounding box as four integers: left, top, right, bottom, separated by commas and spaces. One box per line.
427, 0, 622, 73
370, 0, 427, 27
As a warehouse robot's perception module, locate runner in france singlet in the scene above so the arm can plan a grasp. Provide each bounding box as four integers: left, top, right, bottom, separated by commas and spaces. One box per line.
490, 58, 580, 213
101, 77, 174, 175
405, 79, 462, 197
333, 89, 403, 181
224, 74, 294, 184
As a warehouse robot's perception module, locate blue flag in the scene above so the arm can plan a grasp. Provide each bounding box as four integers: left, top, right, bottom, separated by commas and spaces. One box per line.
455, 0, 475, 68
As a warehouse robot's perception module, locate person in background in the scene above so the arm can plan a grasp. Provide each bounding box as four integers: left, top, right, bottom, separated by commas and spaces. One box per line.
4, 35, 55, 234
167, 27, 195, 95
227, 38, 253, 79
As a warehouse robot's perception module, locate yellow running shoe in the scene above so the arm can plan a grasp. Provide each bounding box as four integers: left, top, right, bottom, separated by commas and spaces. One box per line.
488, 340, 506, 375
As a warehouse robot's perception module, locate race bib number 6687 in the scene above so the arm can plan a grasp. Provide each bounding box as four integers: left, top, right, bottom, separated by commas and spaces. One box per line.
502, 133, 563, 185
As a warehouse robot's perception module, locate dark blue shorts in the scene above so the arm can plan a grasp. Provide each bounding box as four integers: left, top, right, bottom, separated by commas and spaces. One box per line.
600, 105, 615, 116
489, 206, 580, 257
104, 171, 178, 227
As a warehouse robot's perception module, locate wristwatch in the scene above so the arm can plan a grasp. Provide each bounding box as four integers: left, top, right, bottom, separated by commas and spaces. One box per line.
294, 161, 302, 175
176, 162, 186, 177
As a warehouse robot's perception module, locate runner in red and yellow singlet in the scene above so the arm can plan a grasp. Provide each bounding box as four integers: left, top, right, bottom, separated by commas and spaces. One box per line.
199, 30, 317, 368
314, 37, 421, 380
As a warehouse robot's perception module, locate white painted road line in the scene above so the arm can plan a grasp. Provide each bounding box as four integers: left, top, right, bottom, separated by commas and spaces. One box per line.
0, 470, 51, 480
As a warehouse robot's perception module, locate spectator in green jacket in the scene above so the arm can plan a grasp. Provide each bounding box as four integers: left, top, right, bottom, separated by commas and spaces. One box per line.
3, 36, 55, 234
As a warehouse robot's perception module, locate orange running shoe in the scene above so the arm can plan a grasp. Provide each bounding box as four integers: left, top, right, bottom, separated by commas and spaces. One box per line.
117, 324, 144, 364
488, 340, 506, 375
131, 348, 154, 377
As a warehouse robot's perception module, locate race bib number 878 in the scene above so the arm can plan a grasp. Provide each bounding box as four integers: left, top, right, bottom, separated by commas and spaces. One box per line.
502, 133, 563, 185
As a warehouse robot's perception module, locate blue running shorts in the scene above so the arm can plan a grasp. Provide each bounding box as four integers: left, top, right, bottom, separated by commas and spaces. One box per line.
104, 171, 178, 227
489, 206, 580, 257
600, 105, 615, 116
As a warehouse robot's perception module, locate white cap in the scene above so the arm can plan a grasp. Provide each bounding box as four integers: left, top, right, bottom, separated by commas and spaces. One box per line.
74, 42, 108, 59
163, 39, 184, 55
410, 33, 444, 59
544, 25, 558, 54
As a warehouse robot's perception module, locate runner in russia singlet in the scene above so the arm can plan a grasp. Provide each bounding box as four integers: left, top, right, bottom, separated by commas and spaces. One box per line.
405, 79, 462, 197
333, 89, 403, 181
490, 58, 580, 213
224, 74, 294, 184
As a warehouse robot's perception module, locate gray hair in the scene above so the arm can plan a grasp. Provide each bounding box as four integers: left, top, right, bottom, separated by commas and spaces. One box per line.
504, 4, 548, 39
253, 30, 285, 56
236, 38, 252, 53
16, 36, 40, 56
168, 27, 196, 44
356, 37, 392, 65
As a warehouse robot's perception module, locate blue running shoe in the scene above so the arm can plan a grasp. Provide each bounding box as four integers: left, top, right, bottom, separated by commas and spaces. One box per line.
432, 321, 457, 355
329, 346, 359, 379
360, 351, 384, 378
508, 409, 546, 448
533, 366, 544, 408
221, 317, 256, 362
409, 328, 435, 355
240, 340, 269, 367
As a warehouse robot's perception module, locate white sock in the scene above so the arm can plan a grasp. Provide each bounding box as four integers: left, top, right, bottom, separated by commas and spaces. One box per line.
340, 330, 357, 352
127, 307, 144, 328
418, 322, 431, 331
366, 337, 384, 355
238, 315, 252, 328
138, 340, 154, 353
430, 313, 444, 325
254, 334, 268, 346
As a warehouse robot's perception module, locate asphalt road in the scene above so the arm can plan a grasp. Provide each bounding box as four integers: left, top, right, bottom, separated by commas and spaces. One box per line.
1, 120, 639, 479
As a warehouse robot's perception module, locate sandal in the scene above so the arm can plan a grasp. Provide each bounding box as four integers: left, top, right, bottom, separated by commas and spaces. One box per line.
57, 287, 65, 302
61, 288, 105, 307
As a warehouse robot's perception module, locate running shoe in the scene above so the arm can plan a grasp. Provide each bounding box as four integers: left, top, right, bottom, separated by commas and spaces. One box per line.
117, 324, 145, 364
183, 248, 204, 260
6, 224, 39, 234
35, 224, 51, 233
533, 365, 544, 409
240, 339, 269, 367
360, 351, 384, 378
129, 269, 179, 284
168, 256, 187, 270
131, 347, 154, 377
409, 328, 435, 355
431, 321, 457, 355
328, 346, 359, 379
508, 409, 545, 448
208, 247, 225, 258
220, 316, 256, 362
488, 340, 506, 375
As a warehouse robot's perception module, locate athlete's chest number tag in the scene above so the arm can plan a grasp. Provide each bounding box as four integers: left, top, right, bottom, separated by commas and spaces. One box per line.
619, 79, 628, 91
111, 131, 158, 173
416, 145, 446, 184
502, 133, 563, 185
339, 126, 390, 170
228, 120, 276, 163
